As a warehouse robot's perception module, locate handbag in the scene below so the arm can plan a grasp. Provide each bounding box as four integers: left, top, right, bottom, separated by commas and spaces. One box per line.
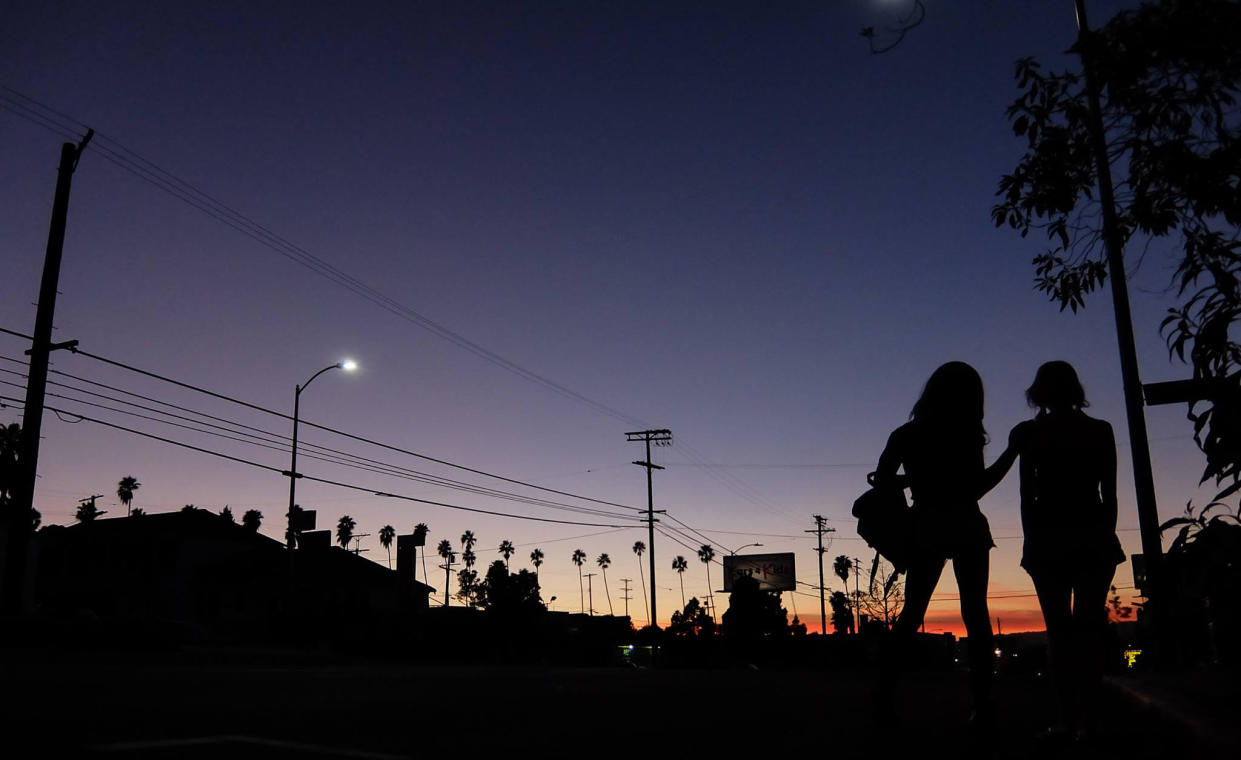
851, 472, 911, 573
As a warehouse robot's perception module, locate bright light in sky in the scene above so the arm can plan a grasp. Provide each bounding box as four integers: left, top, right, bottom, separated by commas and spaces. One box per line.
340, 359, 358, 372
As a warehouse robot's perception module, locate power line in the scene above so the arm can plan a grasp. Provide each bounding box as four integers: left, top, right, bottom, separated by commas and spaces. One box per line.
1, 87, 650, 428
0, 394, 644, 529
0, 327, 645, 513
0, 360, 644, 522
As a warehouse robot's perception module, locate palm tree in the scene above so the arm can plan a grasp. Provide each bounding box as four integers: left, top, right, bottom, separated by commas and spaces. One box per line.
242, 509, 262, 531
498, 539, 515, 569
571, 548, 587, 613
413, 522, 429, 582
596, 553, 614, 615
379, 524, 396, 569
697, 544, 716, 623
672, 555, 688, 609
530, 548, 544, 579
116, 475, 140, 517
336, 515, 356, 549
437, 539, 455, 607
460, 530, 477, 554
632, 541, 648, 624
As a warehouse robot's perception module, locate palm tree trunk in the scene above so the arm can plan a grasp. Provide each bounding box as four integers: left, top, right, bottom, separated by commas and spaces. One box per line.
386, 546, 392, 570
678, 574, 686, 609
421, 551, 428, 585
602, 568, 613, 615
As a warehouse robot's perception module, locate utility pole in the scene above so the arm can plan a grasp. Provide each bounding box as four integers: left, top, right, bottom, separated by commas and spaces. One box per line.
1072, 0, 1164, 641
853, 556, 863, 635
620, 577, 632, 620
584, 572, 597, 616
627, 428, 671, 630
3, 130, 93, 615
440, 557, 455, 607
806, 515, 836, 636
352, 533, 370, 555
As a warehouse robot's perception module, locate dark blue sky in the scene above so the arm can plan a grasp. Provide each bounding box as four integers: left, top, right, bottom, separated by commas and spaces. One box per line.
2, 1, 1201, 629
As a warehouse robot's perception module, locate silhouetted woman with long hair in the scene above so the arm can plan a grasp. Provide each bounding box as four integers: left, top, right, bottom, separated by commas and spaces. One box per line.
874, 361, 997, 727
989, 361, 1123, 738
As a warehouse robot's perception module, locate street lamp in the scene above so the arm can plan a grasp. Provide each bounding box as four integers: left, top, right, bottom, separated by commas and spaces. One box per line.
286, 359, 357, 557
730, 543, 763, 556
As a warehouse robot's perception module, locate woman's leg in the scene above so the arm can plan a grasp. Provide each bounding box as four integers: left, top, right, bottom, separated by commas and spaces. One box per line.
879, 553, 945, 709
1072, 564, 1116, 731
1031, 570, 1074, 729
953, 548, 995, 715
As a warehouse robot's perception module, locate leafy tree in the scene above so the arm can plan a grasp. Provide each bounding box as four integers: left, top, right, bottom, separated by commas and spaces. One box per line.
116, 475, 140, 517
668, 597, 715, 639
571, 548, 587, 613
242, 509, 263, 532
498, 539, 515, 569
220, 505, 234, 523
379, 524, 396, 569
1160, 500, 1241, 662
994, 0, 1241, 504
1108, 585, 1135, 623
722, 574, 789, 641
456, 567, 480, 607
181, 504, 196, 512
475, 559, 543, 617
697, 544, 716, 622
834, 555, 855, 634
858, 557, 904, 630
830, 591, 854, 635
632, 540, 648, 624
285, 504, 304, 547
336, 514, 356, 549
75, 500, 102, 522
672, 555, 689, 608
529, 547, 544, 578
131, 508, 145, 518
437, 539, 456, 607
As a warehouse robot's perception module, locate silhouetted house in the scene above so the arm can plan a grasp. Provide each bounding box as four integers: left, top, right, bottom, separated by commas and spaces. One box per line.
33, 510, 432, 642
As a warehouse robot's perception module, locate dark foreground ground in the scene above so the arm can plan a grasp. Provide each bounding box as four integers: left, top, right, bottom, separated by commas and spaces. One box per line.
0, 650, 1227, 759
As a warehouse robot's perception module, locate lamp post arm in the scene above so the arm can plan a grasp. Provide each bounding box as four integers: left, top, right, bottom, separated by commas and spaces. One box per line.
300, 362, 343, 394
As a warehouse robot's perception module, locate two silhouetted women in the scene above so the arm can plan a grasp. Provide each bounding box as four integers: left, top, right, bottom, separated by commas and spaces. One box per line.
874, 360, 1122, 740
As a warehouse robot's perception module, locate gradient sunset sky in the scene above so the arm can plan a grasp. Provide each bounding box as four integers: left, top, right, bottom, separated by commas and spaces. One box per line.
2, 0, 1211, 634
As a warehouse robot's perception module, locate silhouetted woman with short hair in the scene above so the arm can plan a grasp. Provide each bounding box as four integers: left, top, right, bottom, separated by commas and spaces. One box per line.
874, 361, 997, 727
989, 361, 1124, 738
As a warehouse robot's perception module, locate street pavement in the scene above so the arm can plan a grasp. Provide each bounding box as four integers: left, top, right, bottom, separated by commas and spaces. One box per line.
0, 650, 1215, 758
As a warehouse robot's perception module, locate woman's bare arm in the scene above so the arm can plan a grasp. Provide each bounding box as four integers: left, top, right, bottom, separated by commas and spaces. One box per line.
874, 428, 909, 489
978, 424, 1022, 497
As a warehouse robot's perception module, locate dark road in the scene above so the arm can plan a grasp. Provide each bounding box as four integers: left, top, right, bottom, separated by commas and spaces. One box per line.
0, 651, 1195, 759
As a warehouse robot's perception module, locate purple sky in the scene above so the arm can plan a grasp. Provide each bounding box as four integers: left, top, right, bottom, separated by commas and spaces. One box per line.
2, 0, 1209, 631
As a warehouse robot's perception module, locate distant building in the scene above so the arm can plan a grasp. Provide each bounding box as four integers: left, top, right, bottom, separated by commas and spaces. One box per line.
33, 510, 433, 641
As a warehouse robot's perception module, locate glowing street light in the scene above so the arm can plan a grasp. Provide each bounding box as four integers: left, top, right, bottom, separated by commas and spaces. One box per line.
285, 360, 357, 560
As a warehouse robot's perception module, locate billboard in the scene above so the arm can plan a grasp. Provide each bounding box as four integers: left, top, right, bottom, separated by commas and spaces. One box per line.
722, 552, 796, 592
